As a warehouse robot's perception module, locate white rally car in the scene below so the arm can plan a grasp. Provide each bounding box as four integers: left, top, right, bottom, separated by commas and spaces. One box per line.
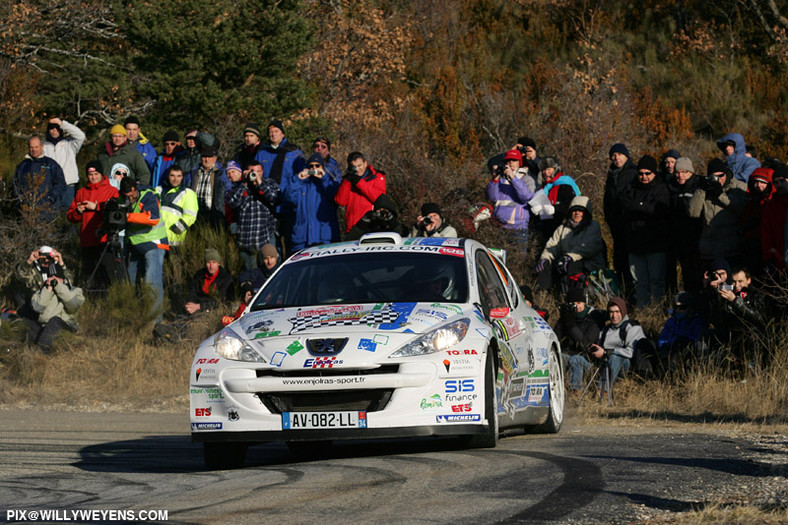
191, 233, 564, 468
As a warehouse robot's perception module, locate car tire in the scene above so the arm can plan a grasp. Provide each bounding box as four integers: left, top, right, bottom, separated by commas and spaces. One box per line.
532, 345, 564, 434
203, 441, 248, 470
467, 348, 499, 448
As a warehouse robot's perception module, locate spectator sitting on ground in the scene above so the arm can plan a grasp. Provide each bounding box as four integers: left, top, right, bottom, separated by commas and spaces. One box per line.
185, 248, 234, 315
16, 247, 84, 353
656, 291, 708, 373
534, 195, 604, 293
554, 287, 607, 392
411, 202, 458, 238
238, 243, 280, 291
568, 296, 646, 394
346, 194, 409, 240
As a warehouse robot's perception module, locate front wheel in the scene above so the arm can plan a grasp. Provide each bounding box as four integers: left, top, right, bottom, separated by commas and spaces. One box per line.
203, 441, 248, 470
467, 348, 499, 448
533, 345, 564, 434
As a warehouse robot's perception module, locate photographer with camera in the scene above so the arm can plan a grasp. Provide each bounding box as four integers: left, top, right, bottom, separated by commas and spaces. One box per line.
121, 177, 168, 321
335, 151, 387, 235
226, 160, 281, 271
485, 149, 535, 250
688, 158, 748, 268
411, 202, 457, 238
286, 153, 341, 251
346, 194, 409, 240
16, 246, 84, 352
66, 161, 120, 285
568, 296, 646, 395
554, 288, 607, 392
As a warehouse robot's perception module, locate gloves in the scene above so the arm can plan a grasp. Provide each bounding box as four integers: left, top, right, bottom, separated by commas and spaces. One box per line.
535, 258, 550, 273
530, 204, 543, 215
705, 181, 723, 199
346, 169, 361, 186
542, 204, 555, 216
558, 255, 573, 274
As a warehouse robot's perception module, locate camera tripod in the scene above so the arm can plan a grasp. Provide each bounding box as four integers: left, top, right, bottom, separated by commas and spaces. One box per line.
84, 231, 129, 294
578, 356, 615, 406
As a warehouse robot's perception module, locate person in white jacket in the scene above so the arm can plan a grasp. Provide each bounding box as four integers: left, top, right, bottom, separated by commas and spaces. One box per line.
43, 117, 86, 208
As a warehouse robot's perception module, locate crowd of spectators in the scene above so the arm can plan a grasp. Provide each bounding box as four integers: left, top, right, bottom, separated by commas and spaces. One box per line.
8, 116, 787, 384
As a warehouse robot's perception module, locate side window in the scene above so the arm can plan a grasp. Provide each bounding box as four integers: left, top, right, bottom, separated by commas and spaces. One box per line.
489, 254, 520, 309
475, 250, 510, 317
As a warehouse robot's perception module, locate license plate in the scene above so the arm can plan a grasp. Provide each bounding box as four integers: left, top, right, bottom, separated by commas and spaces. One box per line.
282, 411, 367, 430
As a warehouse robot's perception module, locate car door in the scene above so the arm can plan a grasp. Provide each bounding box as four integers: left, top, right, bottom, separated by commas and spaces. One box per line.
474, 249, 529, 420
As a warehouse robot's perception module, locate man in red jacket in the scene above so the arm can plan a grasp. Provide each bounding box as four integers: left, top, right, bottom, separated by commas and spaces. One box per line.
66, 161, 119, 287
334, 151, 387, 234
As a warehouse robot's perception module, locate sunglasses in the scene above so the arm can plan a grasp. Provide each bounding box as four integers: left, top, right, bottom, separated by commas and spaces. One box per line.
638, 171, 653, 176
165, 141, 178, 146
308, 164, 321, 168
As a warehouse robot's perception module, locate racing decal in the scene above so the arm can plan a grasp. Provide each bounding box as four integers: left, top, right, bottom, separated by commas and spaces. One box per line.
190, 387, 225, 402
271, 351, 287, 366
289, 305, 401, 333
430, 303, 462, 315
358, 338, 377, 351
297, 305, 363, 317
445, 349, 478, 356
445, 379, 475, 393
510, 378, 525, 397
450, 402, 473, 412
289, 244, 456, 260
413, 308, 449, 322
303, 356, 343, 368
378, 302, 417, 330
438, 247, 464, 257
436, 414, 481, 423
287, 340, 304, 355
442, 359, 451, 372
445, 392, 478, 402
494, 317, 522, 341
527, 315, 552, 332
254, 330, 281, 339
194, 408, 212, 417
196, 358, 219, 364
191, 422, 222, 430
420, 394, 443, 409
472, 308, 485, 323
195, 367, 217, 382
443, 358, 475, 374
475, 327, 492, 338
227, 408, 240, 422
374, 334, 389, 344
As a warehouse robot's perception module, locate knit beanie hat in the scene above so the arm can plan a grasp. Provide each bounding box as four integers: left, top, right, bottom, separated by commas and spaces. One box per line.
260, 243, 278, 258
421, 202, 441, 216
225, 160, 242, 174
607, 296, 628, 318
163, 130, 179, 143
674, 157, 694, 173
707, 257, 731, 276
517, 136, 536, 150
85, 160, 103, 176
268, 119, 285, 134
636, 155, 658, 173
609, 143, 630, 158
306, 153, 325, 168
664, 149, 681, 160
204, 248, 222, 264
566, 287, 586, 303
110, 124, 127, 136
244, 123, 261, 138
707, 158, 728, 176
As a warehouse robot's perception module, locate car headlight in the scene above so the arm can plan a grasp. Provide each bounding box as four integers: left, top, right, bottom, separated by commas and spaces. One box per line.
389, 318, 470, 358
213, 327, 266, 362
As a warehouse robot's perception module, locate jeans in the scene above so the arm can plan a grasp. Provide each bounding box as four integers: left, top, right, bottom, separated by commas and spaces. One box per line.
127, 247, 165, 321
567, 353, 630, 392
629, 251, 667, 308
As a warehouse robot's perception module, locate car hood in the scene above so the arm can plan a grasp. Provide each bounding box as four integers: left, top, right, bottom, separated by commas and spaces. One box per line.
236, 302, 476, 340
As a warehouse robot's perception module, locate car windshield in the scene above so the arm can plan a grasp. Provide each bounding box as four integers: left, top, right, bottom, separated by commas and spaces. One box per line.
249, 252, 469, 310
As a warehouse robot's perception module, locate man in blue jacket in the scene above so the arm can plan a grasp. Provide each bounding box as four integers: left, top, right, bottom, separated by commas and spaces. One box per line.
13, 135, 67, 218
125, 116, 157, 173
287, 153, 341, 252
256, 120, 305, 256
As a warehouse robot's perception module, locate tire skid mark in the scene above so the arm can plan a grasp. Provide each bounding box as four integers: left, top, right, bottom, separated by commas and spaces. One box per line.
487, 449, 604, 522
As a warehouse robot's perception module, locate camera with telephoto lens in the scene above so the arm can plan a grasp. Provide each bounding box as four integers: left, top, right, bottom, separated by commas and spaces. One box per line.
244, 170, 258, 184
418, 216, 433, 230
103, 195, 130, 231
706, 174, 719, 185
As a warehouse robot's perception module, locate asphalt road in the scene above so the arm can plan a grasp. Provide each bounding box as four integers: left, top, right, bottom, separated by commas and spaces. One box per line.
0, 408, 784, 524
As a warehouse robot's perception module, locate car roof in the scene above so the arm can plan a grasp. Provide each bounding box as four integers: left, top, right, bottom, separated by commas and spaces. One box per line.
286, 234, 483, 262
